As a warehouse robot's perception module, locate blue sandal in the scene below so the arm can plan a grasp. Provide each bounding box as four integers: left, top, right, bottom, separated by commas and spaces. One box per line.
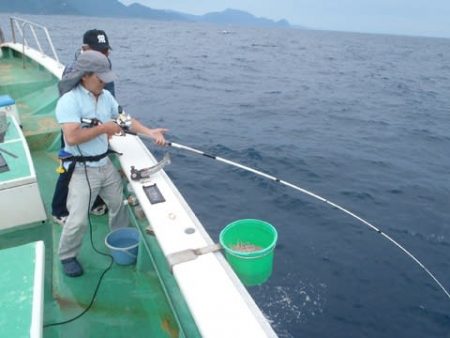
61, 257, 83, 277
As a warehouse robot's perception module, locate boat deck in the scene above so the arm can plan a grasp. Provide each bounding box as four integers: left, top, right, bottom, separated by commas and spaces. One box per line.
34, 151, 182, 338
1, 39, 277, 338
0, 242, 41, 337
0, 48, 60, 149
0, 45, 199, 337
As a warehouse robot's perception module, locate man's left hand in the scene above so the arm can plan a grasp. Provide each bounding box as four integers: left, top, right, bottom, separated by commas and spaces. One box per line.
147, 128, 168, 146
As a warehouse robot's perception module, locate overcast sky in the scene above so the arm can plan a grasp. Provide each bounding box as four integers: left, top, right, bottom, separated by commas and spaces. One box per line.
120, 0, 450, 38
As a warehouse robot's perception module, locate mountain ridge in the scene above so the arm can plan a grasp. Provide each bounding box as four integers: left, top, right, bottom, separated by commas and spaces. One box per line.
0, 0, 291, 27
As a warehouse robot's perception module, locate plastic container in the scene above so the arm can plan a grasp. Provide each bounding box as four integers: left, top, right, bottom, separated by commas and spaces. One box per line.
219, 219, 278, 286
105, 227, 139, 265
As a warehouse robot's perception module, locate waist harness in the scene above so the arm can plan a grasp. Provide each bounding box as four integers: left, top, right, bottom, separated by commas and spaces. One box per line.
63, 149, 118, 163
59, 148, 121, 182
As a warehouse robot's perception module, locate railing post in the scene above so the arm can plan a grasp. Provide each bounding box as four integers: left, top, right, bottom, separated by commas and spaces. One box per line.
22, 22, 26, 68
43, 28, 59, 63
0, 27, 5, 44
30, 25, 43, 54
13, 19, 27, 46
10, 17, 16, 43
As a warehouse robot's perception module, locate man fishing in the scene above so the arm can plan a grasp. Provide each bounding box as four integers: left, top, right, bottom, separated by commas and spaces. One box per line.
52, 29, 115, 225
56, 50, 167, 277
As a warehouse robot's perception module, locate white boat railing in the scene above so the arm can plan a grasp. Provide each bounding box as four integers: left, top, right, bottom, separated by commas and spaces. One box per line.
9, 16, 59, 63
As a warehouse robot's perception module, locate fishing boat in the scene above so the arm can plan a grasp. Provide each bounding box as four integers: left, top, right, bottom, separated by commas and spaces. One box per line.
0, 17, 277, 337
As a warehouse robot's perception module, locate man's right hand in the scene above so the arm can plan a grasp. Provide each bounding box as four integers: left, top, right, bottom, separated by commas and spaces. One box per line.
63, 121, 123, 145
101, 121, 122, 138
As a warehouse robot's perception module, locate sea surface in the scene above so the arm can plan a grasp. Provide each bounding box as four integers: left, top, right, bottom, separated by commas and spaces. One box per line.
1, 14, 450, 337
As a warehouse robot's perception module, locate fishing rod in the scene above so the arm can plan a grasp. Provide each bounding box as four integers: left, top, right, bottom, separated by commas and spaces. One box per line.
133, 133, 450, 300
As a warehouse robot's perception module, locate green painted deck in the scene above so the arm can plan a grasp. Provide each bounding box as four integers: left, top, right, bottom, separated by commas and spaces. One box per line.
0, 242, 37, 337
0, 48, 60, 150
0, 46, 200, 337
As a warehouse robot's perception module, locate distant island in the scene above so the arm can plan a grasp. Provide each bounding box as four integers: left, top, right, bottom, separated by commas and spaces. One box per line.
0, 0, 290, 28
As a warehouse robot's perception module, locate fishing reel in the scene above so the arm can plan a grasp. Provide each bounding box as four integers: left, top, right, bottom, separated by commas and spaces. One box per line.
115, 105, 132, 132
79, 106, 133, 136
80, 117, 101, 128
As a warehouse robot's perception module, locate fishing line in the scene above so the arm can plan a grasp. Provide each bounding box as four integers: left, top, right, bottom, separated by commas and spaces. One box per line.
151, 139, 450, 300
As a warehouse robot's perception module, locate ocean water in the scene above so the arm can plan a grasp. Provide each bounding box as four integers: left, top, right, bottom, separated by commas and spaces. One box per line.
1, 14, 450, 337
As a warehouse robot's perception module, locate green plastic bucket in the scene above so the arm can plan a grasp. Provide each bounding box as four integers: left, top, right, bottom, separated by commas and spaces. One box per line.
219, 219, 278, 286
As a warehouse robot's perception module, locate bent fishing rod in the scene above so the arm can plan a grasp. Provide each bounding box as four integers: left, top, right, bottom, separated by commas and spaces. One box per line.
130, 131, 450, 300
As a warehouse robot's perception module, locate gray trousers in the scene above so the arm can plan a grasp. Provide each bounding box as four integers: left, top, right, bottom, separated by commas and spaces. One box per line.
58, 159, 129, 260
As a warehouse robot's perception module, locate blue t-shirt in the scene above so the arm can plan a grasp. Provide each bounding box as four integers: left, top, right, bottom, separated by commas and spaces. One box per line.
55, 85, 119, 167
